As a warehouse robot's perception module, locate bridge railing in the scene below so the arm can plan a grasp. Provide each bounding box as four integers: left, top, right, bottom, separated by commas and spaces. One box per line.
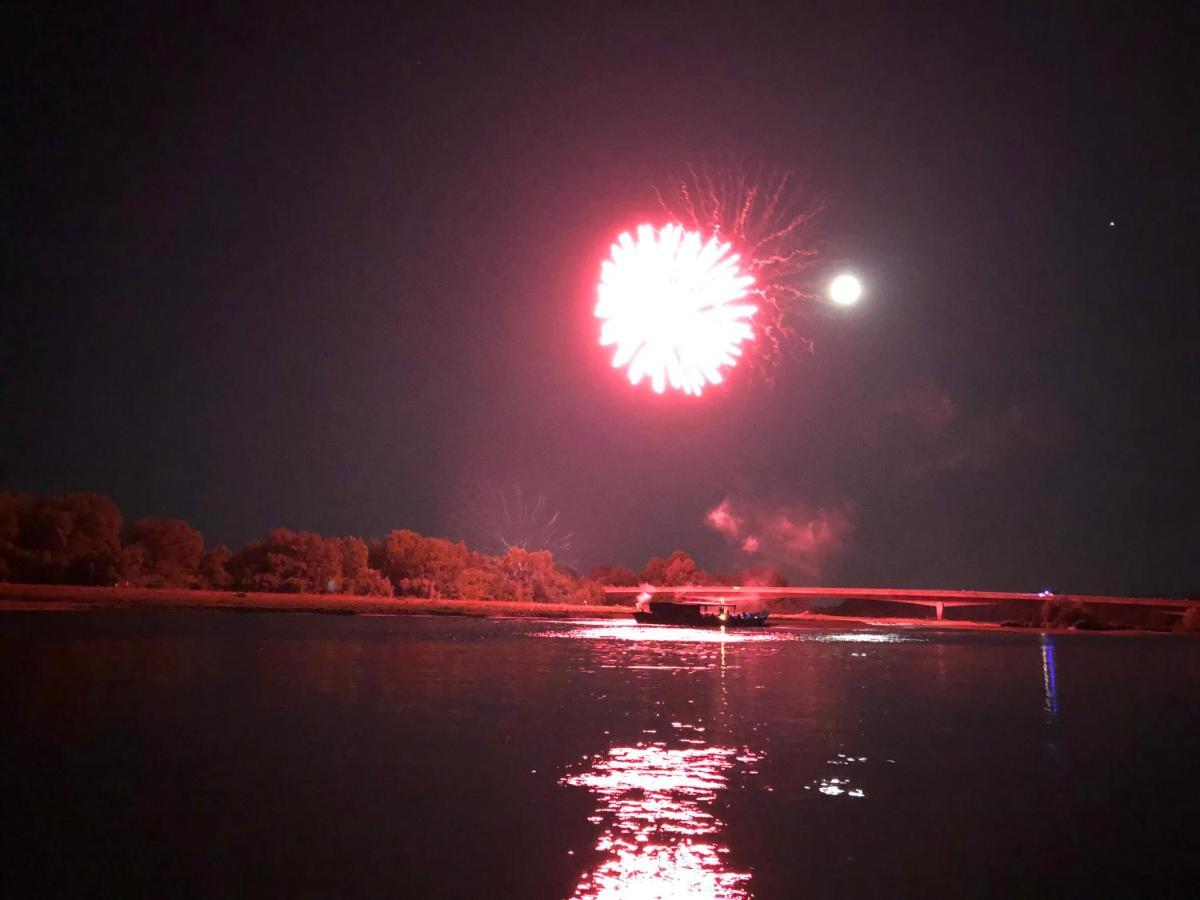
602, 585, 1200, 611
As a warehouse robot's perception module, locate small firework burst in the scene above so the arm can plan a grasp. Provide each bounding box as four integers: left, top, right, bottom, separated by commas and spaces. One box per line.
453, 481, 575, 563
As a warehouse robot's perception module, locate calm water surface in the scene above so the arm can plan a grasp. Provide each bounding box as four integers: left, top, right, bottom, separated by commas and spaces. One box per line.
1, 612, 1197, 897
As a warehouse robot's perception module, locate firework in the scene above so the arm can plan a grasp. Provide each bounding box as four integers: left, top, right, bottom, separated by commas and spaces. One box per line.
656, 165, 824, 367
595, 223, 757, 396
453, 481, 575, 562
595, 166, 824, 396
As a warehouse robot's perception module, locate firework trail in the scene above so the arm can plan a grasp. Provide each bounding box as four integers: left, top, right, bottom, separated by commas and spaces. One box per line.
655, 164, 825, 371
453, 481, 575, 563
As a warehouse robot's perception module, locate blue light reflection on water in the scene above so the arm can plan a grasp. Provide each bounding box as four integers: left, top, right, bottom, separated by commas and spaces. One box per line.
1040, 634, 1060, 719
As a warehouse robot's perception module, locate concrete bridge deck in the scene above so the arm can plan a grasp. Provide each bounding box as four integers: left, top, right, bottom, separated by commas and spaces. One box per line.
603, 585, 1200, 620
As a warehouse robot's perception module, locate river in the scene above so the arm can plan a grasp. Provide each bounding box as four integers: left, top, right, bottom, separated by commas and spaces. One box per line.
1, 612, 1196, 897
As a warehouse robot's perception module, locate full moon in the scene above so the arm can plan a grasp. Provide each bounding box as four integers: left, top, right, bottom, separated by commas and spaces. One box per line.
829, 273, 863, 306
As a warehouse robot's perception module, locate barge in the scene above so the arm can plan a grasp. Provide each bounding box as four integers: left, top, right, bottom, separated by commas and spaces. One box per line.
633, 596, 769, 627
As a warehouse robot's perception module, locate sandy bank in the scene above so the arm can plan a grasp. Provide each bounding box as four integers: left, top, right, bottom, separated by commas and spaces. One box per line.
0, 583, 633, 619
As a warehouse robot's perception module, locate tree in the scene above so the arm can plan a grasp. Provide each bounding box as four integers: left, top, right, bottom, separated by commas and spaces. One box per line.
0, 492, 122, 584
58, 494, 124, 584
335, 537, 392, 596
382, 529, 468, 597
0, 493, 22, 582
641, 550, 700, 586
199, 545, 232, 590
640, 555, 669, 585
122, 517, 204, 587
366, 538, 389, 579
228, 528, 342, 594
2, 491, 754, 607
588, 564, 639, 586
455, 566, 503, 600
347, 567, 393, 597
495, 547, 577, 602
662, 550, 699, 586
335, 536, 369, 592
571, 579, 607, 605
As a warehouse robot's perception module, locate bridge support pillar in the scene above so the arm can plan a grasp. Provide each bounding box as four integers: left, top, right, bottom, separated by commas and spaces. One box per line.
935, 601, 944, 621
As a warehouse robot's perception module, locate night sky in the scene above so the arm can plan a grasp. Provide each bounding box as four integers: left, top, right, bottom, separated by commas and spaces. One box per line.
5, 4, 1197, 594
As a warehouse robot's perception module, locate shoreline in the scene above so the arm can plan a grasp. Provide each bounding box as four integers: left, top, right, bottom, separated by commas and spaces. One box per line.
1, 584, 1190, 635
769, 612, 1181, 636
0, 583, 632, 619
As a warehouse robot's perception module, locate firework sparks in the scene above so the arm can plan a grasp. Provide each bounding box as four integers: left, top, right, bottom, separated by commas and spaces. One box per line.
596, 223, 757, 396
656, 165, 824, 368
453, 481, 575, 562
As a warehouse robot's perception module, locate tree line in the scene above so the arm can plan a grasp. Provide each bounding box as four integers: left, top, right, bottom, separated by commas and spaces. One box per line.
0, 492, 785, 603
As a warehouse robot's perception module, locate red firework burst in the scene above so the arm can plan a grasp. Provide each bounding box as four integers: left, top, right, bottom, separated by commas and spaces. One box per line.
595, 223, 757, 396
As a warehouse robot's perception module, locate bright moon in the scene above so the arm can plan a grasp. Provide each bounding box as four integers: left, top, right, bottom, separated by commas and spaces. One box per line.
829, 273, 863, 306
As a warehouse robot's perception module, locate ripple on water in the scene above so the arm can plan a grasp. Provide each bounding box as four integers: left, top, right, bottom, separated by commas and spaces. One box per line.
538, 621, 918, 646
536, 622, 795, 644
561, 739, 762, 899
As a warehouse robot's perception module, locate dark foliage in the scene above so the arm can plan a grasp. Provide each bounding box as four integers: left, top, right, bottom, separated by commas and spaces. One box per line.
0, 492, 789, 604
0, 492, 616, 603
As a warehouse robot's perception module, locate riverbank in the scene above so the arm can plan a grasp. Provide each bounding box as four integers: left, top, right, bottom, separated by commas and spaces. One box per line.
0, 583, 633, 619
2, 584, 1192, 634
771, 612, 1173, 635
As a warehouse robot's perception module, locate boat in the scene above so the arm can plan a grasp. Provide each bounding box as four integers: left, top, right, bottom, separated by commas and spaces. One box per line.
633, 595, 769, 627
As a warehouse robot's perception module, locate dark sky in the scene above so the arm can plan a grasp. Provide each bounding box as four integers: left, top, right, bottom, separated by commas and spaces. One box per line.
5, 3, 1197, 593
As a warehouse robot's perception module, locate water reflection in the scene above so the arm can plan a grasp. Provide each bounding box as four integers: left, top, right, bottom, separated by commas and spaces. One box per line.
555, 620, 762, 897
814, 778, 865, 798
1040, 634, 1059, 720
542, 623, 791, 644
542, 622, 914, 646
804, 632, 914, 644
561, 740, 760, 899
810, 754, 870, 798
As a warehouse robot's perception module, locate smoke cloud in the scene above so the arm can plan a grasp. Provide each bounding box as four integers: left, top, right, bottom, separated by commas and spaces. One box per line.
705, 496, 854, 579
876, 383, 1070, 482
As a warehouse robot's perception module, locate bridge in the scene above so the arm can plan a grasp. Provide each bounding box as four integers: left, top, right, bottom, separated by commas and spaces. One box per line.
602, 585, 1200, 620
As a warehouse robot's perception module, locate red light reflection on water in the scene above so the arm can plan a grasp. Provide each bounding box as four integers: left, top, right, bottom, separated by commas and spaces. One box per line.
562, 741, 760, 899
545, 623, 791, 644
